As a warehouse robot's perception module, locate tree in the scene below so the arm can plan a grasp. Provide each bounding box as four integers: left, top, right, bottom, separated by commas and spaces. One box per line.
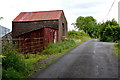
0, 17, 3, 20
74, 16, 99, 38
73, 16, 120, 42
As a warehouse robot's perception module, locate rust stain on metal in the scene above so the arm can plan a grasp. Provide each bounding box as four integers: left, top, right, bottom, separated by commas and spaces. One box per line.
12, 10, 67, 53
13, 10, 63, 22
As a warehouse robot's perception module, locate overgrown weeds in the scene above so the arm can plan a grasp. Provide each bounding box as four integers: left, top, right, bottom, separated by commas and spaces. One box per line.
1, 30, 91, 79
114, 41, 120, 60
2, 43, 48, 79
41, 39, 76, 54
2, 43, 29, 79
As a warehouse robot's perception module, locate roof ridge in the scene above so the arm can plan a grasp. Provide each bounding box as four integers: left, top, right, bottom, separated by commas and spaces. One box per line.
21, 10, 63, 13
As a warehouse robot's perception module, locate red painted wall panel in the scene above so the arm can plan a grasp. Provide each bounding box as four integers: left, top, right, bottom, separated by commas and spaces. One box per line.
14, 28, 58, 53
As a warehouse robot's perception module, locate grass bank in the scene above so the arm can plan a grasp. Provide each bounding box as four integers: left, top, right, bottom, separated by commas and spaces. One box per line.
2, 30, 91, 79
114, 41, 120, 60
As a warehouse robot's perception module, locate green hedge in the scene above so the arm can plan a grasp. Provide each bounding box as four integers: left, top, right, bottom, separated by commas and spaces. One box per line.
100, 25, 120, 42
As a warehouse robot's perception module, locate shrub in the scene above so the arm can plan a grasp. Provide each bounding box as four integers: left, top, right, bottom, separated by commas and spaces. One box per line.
68, 30, 88, 39
100, 25, 120, 42
41, 40, 76, 54
2, 43, 30, 79
3, 67, 23, 79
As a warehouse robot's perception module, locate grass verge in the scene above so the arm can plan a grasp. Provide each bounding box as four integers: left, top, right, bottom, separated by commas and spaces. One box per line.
2, 30, 91, 79
114, 41, 120, 60
27, 36, 91, 78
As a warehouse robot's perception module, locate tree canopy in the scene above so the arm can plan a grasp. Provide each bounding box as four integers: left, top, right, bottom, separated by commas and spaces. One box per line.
74, 16, 120, 42
74, 16, 99, 38
0, 17, 3, 20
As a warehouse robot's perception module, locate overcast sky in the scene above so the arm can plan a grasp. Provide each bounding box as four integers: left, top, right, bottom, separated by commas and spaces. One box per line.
0, 0, 119, 31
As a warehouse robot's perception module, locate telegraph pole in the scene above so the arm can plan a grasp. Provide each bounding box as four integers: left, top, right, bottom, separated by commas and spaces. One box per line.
118, 1, 120, 26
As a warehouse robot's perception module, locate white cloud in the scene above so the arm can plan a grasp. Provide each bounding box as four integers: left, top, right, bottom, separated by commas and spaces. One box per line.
59, 0, 119, 30
0, 0, 119, 31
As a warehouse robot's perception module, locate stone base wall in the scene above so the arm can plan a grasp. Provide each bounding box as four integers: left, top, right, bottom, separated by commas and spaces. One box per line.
1, 32, 12, 53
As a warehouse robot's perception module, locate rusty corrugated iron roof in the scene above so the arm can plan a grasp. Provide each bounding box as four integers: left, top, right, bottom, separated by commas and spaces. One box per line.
13, 10, 63, 22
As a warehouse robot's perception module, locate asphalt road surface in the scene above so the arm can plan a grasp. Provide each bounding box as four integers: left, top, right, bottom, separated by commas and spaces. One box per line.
32, 39, 118, 78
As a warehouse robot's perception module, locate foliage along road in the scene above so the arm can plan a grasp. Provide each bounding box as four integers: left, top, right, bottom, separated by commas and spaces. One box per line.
32, 39, 118, 78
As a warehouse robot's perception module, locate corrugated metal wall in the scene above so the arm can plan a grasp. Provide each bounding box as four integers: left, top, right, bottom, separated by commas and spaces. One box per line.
14, 28, 58, 53
12, 20, 58, 38
14, 28, 44, 53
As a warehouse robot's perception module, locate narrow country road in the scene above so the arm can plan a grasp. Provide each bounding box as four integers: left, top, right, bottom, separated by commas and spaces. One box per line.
32, 39, 118, 78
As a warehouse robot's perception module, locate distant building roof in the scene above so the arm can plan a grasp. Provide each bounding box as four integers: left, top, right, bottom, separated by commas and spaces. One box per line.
13, 10, 63, 22
0, 25, 10, 37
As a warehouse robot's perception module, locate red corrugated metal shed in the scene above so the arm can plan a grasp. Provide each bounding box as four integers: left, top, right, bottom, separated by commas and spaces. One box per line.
13, 10, 63, 22
12, 10, 67, 53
